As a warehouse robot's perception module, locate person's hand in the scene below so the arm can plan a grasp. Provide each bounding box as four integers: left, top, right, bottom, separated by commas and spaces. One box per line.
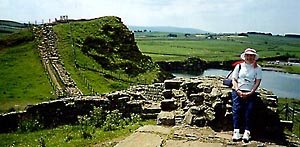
237, 90, 243, 97
240, 91, 252, 98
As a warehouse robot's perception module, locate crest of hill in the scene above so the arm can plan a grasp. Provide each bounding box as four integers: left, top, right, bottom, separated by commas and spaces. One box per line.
128, 25, 209, 34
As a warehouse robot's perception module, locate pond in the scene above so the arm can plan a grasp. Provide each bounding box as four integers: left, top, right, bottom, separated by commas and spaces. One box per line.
172, 69, 300, 99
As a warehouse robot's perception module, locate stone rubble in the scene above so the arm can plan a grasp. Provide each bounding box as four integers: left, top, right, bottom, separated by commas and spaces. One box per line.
0, 74, 298, 145
33, 24, 82, 96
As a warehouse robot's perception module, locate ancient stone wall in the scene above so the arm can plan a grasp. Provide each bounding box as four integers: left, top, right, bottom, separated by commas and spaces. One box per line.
0, 76, 282, 137
157, 76, 282, 139
33, 24, 82, 96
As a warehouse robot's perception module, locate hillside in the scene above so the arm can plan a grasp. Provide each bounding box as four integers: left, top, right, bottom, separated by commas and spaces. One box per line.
0, 20, 29, 36
53, 16, 171, 94
0, 16, 171, 113
0, 28, 56, 113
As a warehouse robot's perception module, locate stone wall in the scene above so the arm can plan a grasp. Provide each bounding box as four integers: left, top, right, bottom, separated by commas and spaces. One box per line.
33, 24, 82, 96
0, 76, 282, 138
157, 76, 282, 139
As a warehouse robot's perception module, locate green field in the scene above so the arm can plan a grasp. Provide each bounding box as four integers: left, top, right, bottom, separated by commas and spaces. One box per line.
0, 30, 56, 113
135, 33, 300, 62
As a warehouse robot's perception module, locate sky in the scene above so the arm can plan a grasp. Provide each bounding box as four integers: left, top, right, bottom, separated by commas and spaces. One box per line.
1, 0, 300, 35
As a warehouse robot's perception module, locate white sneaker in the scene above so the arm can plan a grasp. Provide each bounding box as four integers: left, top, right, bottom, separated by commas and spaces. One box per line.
232, 129, 241, 141
242, 130, 251, 142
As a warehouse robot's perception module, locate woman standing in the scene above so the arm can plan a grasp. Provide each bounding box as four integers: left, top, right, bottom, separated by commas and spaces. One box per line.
231, 48, 262, 142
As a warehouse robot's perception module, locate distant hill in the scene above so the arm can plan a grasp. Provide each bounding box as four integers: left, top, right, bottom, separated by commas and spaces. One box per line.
0, 20, 29, 34
128, 26, 210, 34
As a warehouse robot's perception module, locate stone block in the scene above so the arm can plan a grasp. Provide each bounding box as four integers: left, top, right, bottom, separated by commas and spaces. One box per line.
164, 79, 182, 90
126, 101, 143, 113
162, 89, 173, 99
160, 99, 177, 111
266, 97, 278, 107
194, 116, 206, 127
141, 113, 159, 119
179, 98, 187, 108
183, 108, 194, 125
280, 120, 293, 131
189, 106, 200, 115
189, 93, 204, 105
157, 111, 175, 126
203, 87, 212, 93
143, 107, 161, 114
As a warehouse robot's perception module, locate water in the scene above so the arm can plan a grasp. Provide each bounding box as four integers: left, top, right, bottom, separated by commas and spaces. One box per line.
172, 69, 300, 99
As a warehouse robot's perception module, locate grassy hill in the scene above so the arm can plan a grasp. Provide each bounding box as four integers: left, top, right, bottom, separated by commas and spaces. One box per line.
0, 20, 30, 37
0, 29, 56, 113
0, 16, 169, 113
53, 16, 168, 95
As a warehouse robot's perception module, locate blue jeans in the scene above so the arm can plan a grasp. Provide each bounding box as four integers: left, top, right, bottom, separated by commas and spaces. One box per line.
232, 89, 257, 131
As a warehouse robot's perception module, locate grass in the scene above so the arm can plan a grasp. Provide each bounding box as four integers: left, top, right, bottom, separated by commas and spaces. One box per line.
135, 33, 300, 74
53, 19, 162, 95
278, 98, 300, 137
0, 41, 56, 113
137, 39, 243, 61
136, 34, 300, 62
0, 119, 156, 147
284, 66, 300, 74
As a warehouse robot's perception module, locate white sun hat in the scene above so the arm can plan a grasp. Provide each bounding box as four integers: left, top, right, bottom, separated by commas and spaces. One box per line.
241, 48, 259, 60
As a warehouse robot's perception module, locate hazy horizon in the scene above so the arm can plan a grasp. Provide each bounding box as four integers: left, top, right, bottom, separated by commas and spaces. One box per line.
1, 0, 299, 35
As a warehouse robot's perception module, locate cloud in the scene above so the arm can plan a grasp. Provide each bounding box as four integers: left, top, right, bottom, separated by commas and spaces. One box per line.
0, 0, 299, 34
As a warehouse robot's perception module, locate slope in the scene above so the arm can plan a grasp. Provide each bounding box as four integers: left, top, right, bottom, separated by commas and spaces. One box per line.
0, 29, 57, 113
53, 16, 170, 95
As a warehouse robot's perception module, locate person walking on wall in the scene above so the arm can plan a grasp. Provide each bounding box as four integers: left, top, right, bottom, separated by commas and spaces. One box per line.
231, 48, 262, 142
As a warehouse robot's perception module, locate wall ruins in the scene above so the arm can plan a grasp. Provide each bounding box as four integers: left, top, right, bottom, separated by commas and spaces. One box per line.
0, 76, 282, 139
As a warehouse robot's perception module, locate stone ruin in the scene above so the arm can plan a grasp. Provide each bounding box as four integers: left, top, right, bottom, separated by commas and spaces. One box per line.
0, 76, 283, 139
153, 76, 282, 139
33, 24, 82, 96
54, 15, 69, 23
